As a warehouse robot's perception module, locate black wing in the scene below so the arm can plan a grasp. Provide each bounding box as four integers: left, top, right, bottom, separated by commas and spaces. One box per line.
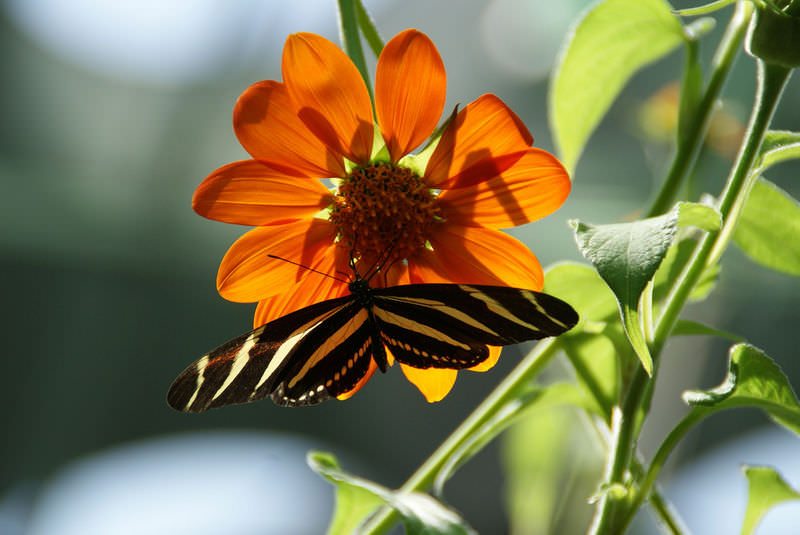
371, 283, 578, 369
167, 294, 368, 412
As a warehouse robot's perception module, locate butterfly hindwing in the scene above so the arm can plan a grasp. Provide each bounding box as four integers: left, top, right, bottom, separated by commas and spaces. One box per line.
269, 303, 376, 406
372, 283, 578, 370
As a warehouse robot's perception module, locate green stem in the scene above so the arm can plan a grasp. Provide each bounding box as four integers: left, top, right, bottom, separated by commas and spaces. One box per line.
356, 0, 384, 57
646, 2, 752, 218
654, 60, 791, 351
361, 339, 560, 534
609, 60, 791, 535
623, 409, 710, 528
337, 0, 374, 104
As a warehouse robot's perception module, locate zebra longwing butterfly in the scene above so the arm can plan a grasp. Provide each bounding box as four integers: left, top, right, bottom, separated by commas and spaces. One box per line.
167, 273, 578, 411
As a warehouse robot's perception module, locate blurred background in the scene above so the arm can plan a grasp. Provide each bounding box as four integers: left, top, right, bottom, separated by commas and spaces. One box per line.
1, 0, 798, 533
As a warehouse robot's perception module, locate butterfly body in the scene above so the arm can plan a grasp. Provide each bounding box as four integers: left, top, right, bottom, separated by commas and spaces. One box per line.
167, 280, 578, 412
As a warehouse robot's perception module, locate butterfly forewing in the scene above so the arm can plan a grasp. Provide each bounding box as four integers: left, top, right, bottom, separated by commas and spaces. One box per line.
167, 295, 353, 412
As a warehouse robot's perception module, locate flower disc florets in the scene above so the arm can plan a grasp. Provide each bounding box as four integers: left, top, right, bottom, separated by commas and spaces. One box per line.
329, 162, 441, 262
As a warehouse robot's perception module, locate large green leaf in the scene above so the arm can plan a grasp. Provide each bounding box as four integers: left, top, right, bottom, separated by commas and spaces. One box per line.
734, 177, 800, 276
571, 202, 719, 374
684, 344, 800, 435
571, 213, 676, 374
308, 451, 475, 535
550, 0, 685, 171
741, 465, 800, 535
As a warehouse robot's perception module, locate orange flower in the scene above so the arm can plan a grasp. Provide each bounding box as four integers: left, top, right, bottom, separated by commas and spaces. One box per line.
194, 29, 570, 402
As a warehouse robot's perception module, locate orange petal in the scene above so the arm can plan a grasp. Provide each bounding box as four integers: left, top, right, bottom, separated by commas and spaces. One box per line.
253, 245, 351, 326
376, 29, 446, 162
193, 160, 334, 225
282, 33, 374, 166
425, 94, 533, 189
468, 346, 501, 372
337, 358, 379, 400
437, 148, 570, 229
234, 81, 346, 178
425, 225, 544, 290
400, 364, 457, 402
217, 219, 337, 303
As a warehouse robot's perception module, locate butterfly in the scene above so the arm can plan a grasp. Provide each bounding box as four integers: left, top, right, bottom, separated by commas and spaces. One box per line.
167, 261, 578, 411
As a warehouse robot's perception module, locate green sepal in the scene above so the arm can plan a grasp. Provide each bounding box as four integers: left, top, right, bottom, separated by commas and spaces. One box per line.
746, 3, 800, 67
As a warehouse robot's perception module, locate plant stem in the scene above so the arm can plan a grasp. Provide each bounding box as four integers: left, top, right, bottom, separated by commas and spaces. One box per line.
356, 0, 384, 57
654, 60, 791, 351
610, 59, 792, 535
337, 0, 373, 103
646, 2, 752, 218
361, 339, 560, 534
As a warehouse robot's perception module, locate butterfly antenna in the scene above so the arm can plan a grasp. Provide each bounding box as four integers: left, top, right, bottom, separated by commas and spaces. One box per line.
363, 235, 403, 282
267, 254, 348, 283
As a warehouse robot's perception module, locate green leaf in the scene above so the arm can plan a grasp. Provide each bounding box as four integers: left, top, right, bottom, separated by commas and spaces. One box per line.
544, 262, 619, 325
741, 465, 800, 535
561, 332, 620, 421
672, 319, 744, 342
684, 344, 800, 435
433, 383, 585, 495
734, 177, 800, 276
571, 211, 681, 374
308, 451, 476, 535
677, 201, 721, 231
503, 405, 604, 534
653, 238, 721, 305
753, 130, 800, 175
550, 0, 685, 171
308, 451, 385, 535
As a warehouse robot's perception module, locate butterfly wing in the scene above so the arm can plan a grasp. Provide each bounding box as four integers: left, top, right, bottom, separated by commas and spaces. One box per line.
267, 302, 379, 406
167, 294, 355, 412
372, 283, 578, 369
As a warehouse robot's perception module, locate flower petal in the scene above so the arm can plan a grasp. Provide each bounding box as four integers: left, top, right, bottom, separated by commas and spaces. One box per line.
424, 225, 544, 290
282, 33, 374, 166
437, 148, 570, 229
468, 346, 501, 372
234, 81, 346, 178
217, 219, 337, 303
252, 244, 351, 326
193, 160, 334, 225
425, 94, 533, 189
376, 29, 446, 162
400, 364, 457, 402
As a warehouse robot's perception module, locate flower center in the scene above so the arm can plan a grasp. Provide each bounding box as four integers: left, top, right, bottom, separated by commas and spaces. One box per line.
330, 162, 441, 266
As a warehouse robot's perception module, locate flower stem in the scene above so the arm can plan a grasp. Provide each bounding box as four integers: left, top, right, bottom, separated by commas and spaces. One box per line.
337, 0, 373, 103
646, 2, 752, 218
361, 338, 560, 534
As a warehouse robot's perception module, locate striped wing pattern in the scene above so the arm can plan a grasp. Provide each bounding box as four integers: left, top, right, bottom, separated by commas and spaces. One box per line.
167, 283, 578, 412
